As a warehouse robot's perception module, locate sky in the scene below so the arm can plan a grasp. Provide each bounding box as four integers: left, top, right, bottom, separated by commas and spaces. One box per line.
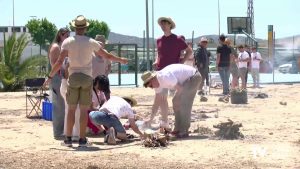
0, 0, 299, 39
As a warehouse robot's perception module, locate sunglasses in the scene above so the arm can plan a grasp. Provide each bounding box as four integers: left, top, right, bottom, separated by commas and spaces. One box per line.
62, 32, 70, 36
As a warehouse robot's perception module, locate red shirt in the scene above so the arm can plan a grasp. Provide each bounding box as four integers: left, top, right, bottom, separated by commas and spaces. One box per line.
156, 34, 187, 70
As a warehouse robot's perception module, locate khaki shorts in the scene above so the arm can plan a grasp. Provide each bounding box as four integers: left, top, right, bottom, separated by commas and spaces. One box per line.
66, 73, 93, 106
239, 67, 248, 80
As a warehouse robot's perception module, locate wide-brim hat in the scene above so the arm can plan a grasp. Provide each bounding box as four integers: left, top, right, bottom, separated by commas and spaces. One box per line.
71, 15, 90, 28
141, 71, 157, 87
200, 37, 208, 42
157, 17, 176, 29
121, 96, 137, 107
95, 34, 106, 44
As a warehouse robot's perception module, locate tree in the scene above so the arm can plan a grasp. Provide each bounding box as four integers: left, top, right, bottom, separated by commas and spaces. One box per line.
0, 33, 48, 91
26, 18, 57, 54
69, 19, 110, 39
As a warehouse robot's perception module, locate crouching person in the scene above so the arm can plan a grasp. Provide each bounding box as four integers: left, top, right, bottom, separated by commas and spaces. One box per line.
89, 96, 144, 145
142, 64, 201, 138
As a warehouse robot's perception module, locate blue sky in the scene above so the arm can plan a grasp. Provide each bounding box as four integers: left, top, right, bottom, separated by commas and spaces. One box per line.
0, 0, 299, 39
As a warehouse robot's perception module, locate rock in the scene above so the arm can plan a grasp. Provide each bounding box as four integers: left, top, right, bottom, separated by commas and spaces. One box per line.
279, 101, 287, 106
213, 119, 244, 139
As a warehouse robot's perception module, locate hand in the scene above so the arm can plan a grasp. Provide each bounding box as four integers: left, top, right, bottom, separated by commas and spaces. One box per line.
139, 133, 145, 140
152, 62, 158, 70
43, 78, 51, 89
120, 57, 128, 64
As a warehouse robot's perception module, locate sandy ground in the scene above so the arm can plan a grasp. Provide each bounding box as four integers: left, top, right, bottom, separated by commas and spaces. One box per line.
0, 84, 300, 169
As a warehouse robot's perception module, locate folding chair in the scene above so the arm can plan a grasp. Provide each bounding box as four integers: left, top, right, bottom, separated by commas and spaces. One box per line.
25, 78, 48, 118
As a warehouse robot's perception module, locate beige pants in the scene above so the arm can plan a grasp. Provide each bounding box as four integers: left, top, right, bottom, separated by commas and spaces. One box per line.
172, 72, 201, 133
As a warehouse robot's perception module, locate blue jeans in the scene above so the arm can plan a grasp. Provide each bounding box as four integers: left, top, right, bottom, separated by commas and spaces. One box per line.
50, 74, 65, 137
218, 67, 230, 95
89, 111, 126, 133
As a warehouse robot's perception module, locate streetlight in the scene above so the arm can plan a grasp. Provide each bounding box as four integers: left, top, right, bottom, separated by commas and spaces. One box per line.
145, 0, 150, 70
217, 0, 220, 36
12, 0, 14, 32
29, 16, 37, 57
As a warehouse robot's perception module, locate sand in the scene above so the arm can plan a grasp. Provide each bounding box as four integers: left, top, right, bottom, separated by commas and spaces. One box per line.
0, 84, 300, 169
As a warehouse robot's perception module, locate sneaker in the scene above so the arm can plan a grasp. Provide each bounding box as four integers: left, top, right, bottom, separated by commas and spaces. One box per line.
61, 137, 72, 147
78, 138, 92, 147
107, 127, 117, 145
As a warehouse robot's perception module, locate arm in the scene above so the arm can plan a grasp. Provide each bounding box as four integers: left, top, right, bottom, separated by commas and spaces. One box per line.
96, 48, 128, 64
129, 118, 144, 137
216, 53, 221, 69
152, 52, 159, 70
181, 46, 193, 63
48, 44, 60, 67
44, 49, 67, 86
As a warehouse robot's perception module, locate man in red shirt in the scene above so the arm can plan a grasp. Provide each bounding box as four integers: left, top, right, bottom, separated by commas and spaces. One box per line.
150, 17, 192, 131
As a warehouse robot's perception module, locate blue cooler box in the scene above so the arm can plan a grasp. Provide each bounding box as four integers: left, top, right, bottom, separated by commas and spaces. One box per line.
42, 101, 52, 121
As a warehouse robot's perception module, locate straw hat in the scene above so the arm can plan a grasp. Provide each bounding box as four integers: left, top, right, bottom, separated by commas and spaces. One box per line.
157, 17, 176, 29
200, 37, 208, 42
95, 34, 106, 44
71, 15, 89, 28
141, 71, 157, 87
121, 96, 137, 107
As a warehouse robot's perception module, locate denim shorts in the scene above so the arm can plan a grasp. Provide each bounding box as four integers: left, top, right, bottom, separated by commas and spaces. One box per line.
89, 111, 126, 133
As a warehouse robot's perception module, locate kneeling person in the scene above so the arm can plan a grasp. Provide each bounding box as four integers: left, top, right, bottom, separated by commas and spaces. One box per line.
89, 96, 143, 145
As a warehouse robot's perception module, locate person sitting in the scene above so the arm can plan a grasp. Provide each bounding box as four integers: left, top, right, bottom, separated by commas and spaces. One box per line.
89, 96, 144, 145
86, 75, 109, 135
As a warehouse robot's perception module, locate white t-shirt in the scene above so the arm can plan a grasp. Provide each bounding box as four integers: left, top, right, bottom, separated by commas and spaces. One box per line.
99, 96, 134, 119
238, 51, 249, 68
61, 35, 102, 77
154, 64, 197, 93
251, 52, 262, 69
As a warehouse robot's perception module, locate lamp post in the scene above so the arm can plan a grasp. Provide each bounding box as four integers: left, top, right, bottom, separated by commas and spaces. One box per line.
29, 16, 37, 57
145, 0, 150, 70
218, 0, 220, 36
12, 0, 15, 32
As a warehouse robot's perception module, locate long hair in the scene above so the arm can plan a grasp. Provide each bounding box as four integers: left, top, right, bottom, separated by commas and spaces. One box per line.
53, 27, 69, 44
93, 75, 111, 100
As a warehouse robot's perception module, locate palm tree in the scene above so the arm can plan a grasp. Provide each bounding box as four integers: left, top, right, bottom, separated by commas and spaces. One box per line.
0, 33, 48, 91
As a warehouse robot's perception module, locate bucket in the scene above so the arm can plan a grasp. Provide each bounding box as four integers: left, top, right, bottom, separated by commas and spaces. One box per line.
42, 100, 52, 121
230, 90, 248, 104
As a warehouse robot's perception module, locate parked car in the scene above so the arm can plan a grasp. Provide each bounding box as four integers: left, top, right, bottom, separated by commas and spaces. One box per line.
278, 61, 299, 74
278, 63, 292, 74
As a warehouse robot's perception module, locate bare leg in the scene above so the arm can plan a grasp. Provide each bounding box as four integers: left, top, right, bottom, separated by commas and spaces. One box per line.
79, 105, 89, 139
66, 104, 76, 137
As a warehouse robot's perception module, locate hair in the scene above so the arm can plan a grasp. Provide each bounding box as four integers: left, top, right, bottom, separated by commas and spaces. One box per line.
238, 44, 244, 49
178, 35, 186, 41
93, 75, 111, 100
219, 34, 226, 42
53, 27, 69, 44
123, 98, 133, 106
225, 38, 231, 45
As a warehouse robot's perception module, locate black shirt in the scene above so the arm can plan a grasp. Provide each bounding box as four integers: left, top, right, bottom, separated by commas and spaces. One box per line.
217, 44, 231, 67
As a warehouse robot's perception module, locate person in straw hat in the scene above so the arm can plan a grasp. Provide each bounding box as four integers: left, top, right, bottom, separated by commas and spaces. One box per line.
150, 17, 193, 130
44, 15, 128, 147
92, 35, 111, 78
194, 37, 209, 95
142, 64, 201, 138
89, 95, 144, 145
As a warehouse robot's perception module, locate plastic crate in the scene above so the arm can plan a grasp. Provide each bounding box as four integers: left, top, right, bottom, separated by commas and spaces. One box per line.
42, 101, 52, 121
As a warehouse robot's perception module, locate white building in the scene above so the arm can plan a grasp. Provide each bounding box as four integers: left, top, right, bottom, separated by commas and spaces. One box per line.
0, 26, 47, 62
